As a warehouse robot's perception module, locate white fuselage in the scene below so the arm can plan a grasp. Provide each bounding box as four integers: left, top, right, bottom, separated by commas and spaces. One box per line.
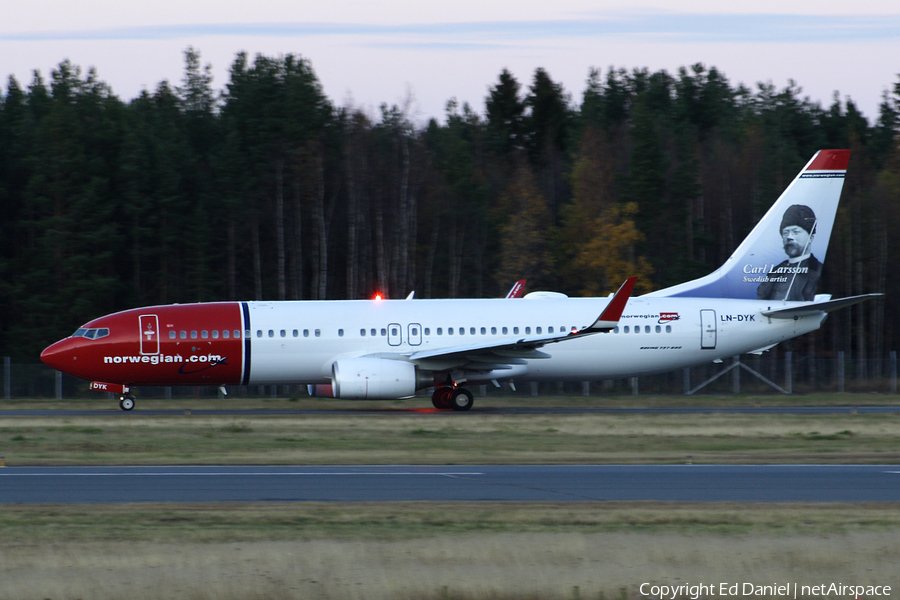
244, 296, 823, 385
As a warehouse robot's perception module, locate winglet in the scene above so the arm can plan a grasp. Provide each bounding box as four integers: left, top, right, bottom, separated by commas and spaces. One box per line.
584, 277, 636, 332
505, 280, 526, 299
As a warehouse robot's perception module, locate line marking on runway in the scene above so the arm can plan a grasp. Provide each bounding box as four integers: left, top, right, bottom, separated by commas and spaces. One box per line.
0, 471, 484, 477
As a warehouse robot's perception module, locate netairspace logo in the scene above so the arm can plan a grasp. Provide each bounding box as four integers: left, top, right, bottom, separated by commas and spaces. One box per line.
639, 582, 892, 599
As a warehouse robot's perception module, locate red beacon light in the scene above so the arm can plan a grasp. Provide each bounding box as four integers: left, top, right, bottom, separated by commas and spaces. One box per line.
373, 293, 383, 301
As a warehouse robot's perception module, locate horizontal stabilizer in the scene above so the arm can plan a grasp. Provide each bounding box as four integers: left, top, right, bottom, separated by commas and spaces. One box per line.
761, 294, 882, 319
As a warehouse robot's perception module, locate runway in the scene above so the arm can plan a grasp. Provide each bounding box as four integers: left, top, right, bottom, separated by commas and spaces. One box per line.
2, 465, 899, 503
4, 405, 900, 417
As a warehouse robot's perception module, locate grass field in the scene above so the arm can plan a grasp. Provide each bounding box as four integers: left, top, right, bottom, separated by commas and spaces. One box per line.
2, 394, 900, 465
2, 395, 898, 599
1, 503, 898, 600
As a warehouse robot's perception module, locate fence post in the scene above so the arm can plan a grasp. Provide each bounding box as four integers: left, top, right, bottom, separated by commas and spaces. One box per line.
785, 351, 792, 395
3, 357, 9, 400
530, 382, 539, 397
732, 356, 740, 395
837, 351, 845, 393
55, 371, 63, 400
630, 377, 639, 396
165, 386, 172, 400
581, 381, 590, 397
891, 351, 897, 394
479, 384, 487, 397
682, 368, 690, 395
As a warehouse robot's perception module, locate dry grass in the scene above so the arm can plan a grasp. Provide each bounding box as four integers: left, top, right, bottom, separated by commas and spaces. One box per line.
2, 405, 900, 465
1, 503, 899, 600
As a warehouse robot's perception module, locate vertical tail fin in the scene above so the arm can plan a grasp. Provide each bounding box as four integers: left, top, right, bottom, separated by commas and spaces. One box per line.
647, 149, 850, 300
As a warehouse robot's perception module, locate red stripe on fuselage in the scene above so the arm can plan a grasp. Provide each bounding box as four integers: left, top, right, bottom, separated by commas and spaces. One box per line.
41, 303, 244, 386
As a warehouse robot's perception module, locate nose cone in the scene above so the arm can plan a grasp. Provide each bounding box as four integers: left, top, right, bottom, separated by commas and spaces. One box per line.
41, 338, 79, 374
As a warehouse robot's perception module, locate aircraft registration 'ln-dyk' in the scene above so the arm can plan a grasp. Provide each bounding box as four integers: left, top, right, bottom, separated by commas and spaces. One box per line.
42, 150, 881, 411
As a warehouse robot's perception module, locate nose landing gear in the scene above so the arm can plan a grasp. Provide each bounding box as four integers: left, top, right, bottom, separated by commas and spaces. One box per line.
119, 393, 136, 411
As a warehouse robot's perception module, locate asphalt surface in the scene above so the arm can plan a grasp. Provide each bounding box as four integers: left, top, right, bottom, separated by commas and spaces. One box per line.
2, 465, 899, 503
3, 405, 900, 417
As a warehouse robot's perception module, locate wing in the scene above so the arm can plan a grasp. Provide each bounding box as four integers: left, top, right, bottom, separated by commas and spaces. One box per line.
505, 280, 527, 298
404, 278, 636, 374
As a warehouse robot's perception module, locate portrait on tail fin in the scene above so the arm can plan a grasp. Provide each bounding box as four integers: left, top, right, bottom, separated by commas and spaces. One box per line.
757, 204, 822, 301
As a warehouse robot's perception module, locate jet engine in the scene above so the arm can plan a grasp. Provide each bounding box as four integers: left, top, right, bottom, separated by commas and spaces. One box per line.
331, 357, 432, 399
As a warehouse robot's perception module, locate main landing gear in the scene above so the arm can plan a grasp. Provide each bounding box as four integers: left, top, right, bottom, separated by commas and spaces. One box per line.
119, 393, 136, 411
431, 386, 473, 411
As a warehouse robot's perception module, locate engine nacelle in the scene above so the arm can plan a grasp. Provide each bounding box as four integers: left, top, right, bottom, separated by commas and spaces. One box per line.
331, 358, 432, 399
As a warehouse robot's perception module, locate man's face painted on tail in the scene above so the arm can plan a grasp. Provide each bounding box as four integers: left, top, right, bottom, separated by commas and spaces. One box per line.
781, 225, 812, 259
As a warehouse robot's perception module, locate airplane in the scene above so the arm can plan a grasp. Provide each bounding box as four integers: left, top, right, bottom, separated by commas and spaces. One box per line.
41, 149, 880, 411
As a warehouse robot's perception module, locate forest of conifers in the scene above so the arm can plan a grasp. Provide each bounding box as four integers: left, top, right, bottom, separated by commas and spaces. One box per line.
1, 48, 899, 364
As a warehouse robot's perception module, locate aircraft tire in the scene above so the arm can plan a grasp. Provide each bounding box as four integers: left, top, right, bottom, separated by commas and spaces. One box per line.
431, 387, 453, 409
450, 388, 473, 411
119, 396, 135, 411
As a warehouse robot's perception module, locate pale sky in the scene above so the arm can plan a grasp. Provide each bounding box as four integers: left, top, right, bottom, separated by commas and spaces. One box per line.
2, 0, 899, 124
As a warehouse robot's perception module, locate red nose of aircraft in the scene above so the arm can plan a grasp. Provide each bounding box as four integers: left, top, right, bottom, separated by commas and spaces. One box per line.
40, 338, 80, 376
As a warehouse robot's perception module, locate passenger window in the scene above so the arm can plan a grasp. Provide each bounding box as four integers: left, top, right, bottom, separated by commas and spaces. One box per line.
480, 327, 486, 335
303, 329, 309, 337
459, 328, 465, 336
437, 328, 443, 335
280, 330, 286, 337
212, 330, 219, 339
655, 325, 661, 333
315, 329, 321, 337
338, 329, 344, 337
548, 327, 554, 333
623, 326, 629, 333
411, 327, 418, 336
360, 329, 366, 336
470, 327, 476, 335
424, 328, 430, 335
191, 331, 198, 339
201, 331, 209, 339
502, 327, 508, 334
293, 330, 298, 337
536, 327, 542, 334
491, 327, 497, 334
513, 327, 519, 334
240, 330, 246, 338
391, 327, 398, 336
525, 327, 531, 334
448, 328, 453, 335
645, 326, 650, 333
613, 327, 619, 333
169, 331, 176, 339
223, 330, 230, 339
179, 331, 186, 339
370, 329, 376, 337
245, 330, 251, 338
257, 330, 263, 338
380, 329, 386, 336
666, 325, 672, 333
268, 330, 274, 338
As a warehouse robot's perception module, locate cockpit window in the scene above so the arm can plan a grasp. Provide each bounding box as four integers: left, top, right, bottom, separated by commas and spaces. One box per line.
72, 327, 110, 340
